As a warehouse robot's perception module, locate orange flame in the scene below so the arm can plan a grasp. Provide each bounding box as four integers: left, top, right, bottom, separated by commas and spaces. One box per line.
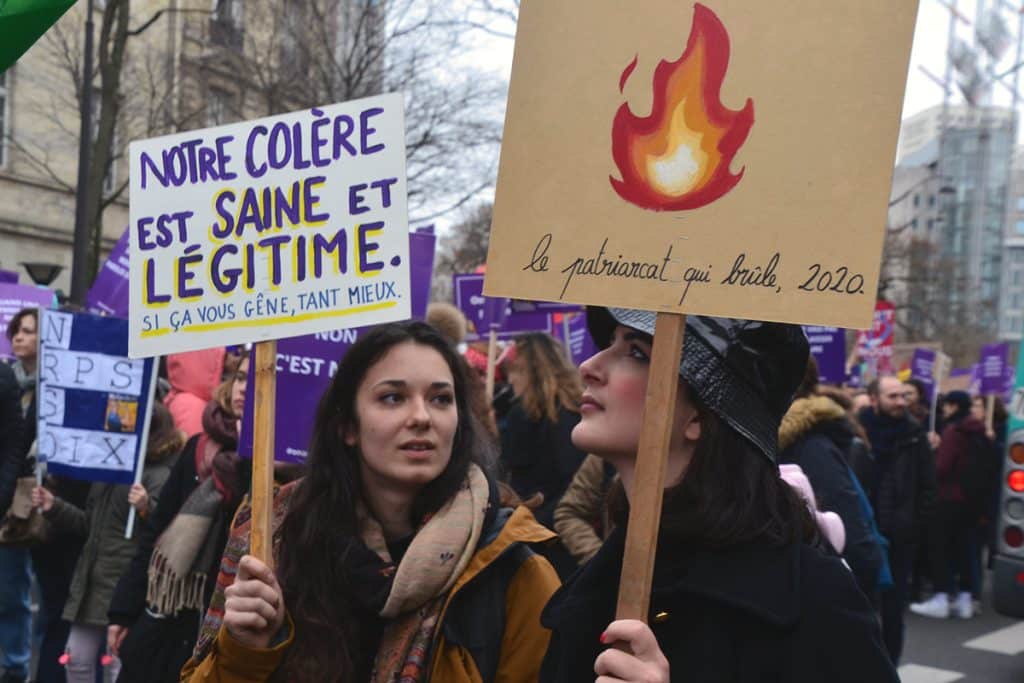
611, 4, 754, 212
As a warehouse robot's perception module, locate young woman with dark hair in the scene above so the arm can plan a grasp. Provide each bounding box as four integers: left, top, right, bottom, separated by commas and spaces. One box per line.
182, 321, 559, 683
539, 308, 898, 683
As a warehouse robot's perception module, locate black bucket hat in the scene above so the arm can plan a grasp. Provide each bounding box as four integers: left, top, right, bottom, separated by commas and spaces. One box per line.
586, 307, 809, 462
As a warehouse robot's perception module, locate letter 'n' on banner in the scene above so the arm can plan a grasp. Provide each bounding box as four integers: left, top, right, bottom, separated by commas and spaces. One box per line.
486, 0, 918, 621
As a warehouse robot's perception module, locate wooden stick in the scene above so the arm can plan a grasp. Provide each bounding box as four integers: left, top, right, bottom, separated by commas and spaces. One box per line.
616, 313, 686, 622
485, 329, 498, 402
125, 359, 161, 539
986, 393, 996, 434
250, 340, 277, 566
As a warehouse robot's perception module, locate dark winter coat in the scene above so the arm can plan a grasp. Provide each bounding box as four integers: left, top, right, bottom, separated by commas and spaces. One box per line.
540, 525, 898, 683
856, 407, 937, 544
935, 415, 986, 503
0, 362, 28, 515
779, 396, 885, 600
500, 401, 587, 528
46, 452, 178, 627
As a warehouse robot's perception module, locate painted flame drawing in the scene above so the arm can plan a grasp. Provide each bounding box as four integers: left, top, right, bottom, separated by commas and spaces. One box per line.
610, 3, 754, 212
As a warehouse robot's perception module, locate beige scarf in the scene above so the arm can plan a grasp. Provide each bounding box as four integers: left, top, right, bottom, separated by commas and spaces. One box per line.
367, 464, 489, 683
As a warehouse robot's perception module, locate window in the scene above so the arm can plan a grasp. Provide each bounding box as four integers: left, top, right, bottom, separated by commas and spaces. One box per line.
206, 88, 232, 127
0, 70, 8, 169
212, 0, 243, 25
929, 194, 936, 207
913, 194, 920, 207
1016, 219, 1024, 235
210, 0, 244, 48
1017, 196, 1024, 212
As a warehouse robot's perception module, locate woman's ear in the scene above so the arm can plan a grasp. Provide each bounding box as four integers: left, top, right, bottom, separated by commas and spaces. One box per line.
683, 411, 702, 442
342, 422, 358, 448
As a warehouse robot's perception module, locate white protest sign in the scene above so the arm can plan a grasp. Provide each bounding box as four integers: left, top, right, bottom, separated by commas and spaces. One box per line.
128, 94, 410, 357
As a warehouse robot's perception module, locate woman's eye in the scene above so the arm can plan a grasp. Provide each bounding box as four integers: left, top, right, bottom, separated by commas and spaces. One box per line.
432, 393, 455, 406
379, 393, 403, 405
627, 344, 650, 362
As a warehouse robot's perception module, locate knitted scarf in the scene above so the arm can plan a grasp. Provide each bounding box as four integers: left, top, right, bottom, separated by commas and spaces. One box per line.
190, 465, 491, 683
11, 361, 35, 417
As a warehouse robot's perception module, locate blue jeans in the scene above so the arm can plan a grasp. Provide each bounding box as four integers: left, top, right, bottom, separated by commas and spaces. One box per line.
0, 547, 32, 677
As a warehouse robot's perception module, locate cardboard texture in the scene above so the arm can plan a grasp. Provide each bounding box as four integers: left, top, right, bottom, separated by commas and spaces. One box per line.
485, 0, 919, 329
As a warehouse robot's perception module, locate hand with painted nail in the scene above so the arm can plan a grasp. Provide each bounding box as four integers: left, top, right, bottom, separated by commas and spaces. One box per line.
224, 555, 286, 649
595, 619, 669, 683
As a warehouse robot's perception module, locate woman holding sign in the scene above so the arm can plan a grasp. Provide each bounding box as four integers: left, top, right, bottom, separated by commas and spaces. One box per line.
181, 321, 559, 683
539, 308, 898, 683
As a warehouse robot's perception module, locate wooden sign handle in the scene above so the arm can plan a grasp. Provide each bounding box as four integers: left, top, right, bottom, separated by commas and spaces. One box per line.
251, 340, 277, 566
986, 394, 996, 435
616, 313, 686, 622
485, 329, 498, 402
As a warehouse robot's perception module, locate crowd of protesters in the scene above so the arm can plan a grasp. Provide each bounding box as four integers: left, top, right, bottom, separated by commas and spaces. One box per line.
0, 300, 1011, 682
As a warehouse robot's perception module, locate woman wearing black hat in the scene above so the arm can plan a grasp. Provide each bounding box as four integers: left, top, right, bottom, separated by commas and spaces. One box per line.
539, 308, 898, 683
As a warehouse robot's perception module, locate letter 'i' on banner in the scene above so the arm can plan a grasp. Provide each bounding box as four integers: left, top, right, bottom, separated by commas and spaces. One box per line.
486, 0, 919, 620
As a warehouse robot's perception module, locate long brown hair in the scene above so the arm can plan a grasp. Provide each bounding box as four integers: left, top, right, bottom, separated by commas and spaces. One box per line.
275, 322, 494, 682
504, 332, 582, 422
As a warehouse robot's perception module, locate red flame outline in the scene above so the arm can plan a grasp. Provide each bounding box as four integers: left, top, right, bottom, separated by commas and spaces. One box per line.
610, 3, 754, 212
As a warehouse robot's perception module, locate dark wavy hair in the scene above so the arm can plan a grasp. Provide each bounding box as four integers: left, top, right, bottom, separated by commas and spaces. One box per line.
275, 321, 493, 682
611, 385, 818, 550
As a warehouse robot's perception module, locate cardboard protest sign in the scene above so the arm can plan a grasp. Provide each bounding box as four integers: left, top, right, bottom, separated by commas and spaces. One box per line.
453, 274, 554, 341
980, 343, 1010, 396
86, 228, 131, 319
484, 0, 916, 330
238, 231, 436, 463
36, 310, 157, 484
803, 326, 845, 385
129, 94, 410, 357
0, 283, 54, 360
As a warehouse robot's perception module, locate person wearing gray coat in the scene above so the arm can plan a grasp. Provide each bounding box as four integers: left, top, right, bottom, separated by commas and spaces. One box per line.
32, 403, 183, 683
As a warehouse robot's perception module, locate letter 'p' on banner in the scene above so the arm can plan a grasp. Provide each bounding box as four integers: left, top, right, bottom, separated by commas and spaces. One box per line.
127, 94, 410, 358
485, 0, 919, 331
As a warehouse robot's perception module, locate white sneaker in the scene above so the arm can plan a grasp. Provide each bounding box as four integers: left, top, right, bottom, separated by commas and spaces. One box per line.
910, 593, 950, 619
954, 592, 974, 619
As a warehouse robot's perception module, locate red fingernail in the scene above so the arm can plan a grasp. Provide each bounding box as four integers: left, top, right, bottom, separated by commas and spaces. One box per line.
599, 632, 607, 644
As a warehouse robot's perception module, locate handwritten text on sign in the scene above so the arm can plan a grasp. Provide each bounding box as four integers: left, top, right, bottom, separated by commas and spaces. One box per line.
129, 94, 410, 357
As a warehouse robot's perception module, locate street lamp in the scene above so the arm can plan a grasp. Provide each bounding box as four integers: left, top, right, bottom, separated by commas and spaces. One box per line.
69, 0, 95, 306
20, 262, 64, 286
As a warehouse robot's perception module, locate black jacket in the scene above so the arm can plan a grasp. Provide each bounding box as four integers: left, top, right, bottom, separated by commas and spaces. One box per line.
857, 407, 937, 544
779, 397, 884, 599
541, 525, 897, 682
500, 401, 587, 528
0, 362, 28, 515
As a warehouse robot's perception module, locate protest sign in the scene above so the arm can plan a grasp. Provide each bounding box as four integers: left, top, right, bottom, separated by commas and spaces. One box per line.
86, 228, 131, 318
453, 274, 554, 341
36, 310, 157, 485
855, 300, 896, 376
238, 231, 436, 463
128, 94, 410, 358
0, 283, 55, 359
485, 0, 917, 331
553, 311, 599, 366
0, 270, 19, 284
803, 326, 845, 385
910, 348, 936, 402
484, 0, 918, 623
980, 343, 1009, 396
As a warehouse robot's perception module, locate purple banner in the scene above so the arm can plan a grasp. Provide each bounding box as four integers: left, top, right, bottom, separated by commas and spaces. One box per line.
85, 228, 130, 318
0, 269, 19, 284
909, 348, 937, 402
0, 284, 55, 360
980, 342, 1010, 396
239, 232, 436, 463
803, 326, 846, 385
552, 312, 599, 366
452, 274, 553, 341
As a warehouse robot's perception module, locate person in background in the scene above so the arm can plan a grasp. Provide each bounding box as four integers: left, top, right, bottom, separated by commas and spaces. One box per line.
540, 309, 896, 682
498, 333, 587, 530
164, 348, 226, 437
553, 454, 617, 564
108, 354, 250, 683
0, 359, 29, 683
779, 358, 885, 604
858, 376, 937, 663
181, 321, 559, 683
7, 307, 92, 683
30, 403, 183, 683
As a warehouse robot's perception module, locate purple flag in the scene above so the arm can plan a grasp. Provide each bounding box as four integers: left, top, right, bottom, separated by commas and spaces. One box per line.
0, 283, 55, 359
452, 274, 553, 340
803, 326, 846, 385
85, 228, 130, 318
980, 343, 1009, 396
239, 232, 436, 463
909, 348, 937, 401
552, 312, 598, 366
0, 269, 19, 284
